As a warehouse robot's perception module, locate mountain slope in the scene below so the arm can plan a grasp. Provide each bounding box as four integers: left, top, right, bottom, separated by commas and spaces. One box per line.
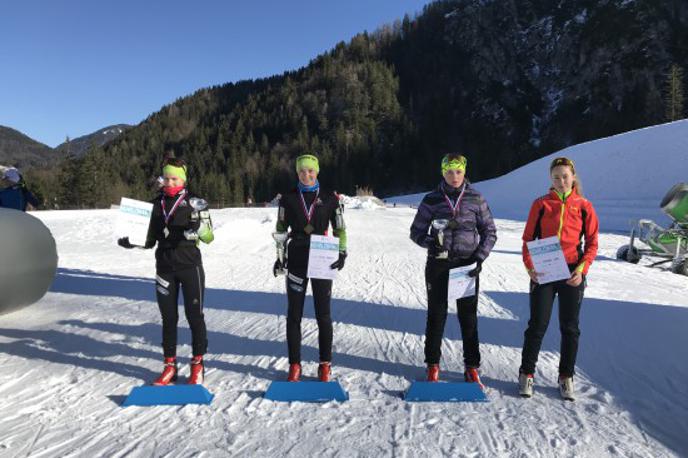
88, 0, 688, 205
0, 126, 56, 168
55, 124, 131, 157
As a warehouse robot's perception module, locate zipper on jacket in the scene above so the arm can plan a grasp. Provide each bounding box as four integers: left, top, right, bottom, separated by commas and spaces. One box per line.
555, 190, 571, 239
558, 204, 566, 239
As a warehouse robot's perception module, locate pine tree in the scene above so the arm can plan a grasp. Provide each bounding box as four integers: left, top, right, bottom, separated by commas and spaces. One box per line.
665, 64, 685, 122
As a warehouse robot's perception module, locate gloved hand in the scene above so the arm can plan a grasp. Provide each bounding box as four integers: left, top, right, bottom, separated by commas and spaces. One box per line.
117, 237, 135, 249
425, 235, 444, 258
273, 259, 285, 277
428, 243, 442, 258
330, 251, 347, 270
468, 260, 483, 277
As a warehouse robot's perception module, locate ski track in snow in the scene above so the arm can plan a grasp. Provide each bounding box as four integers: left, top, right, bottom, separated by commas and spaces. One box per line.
0, 206, 686, 458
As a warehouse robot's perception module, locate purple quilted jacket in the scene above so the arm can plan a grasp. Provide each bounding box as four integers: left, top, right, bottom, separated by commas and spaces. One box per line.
410, 180, 497, 261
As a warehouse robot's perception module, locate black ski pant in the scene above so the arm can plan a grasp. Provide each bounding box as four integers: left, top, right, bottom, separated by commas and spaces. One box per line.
424, 259, 481, 368
155, 266, 208, 358
285, 266, 333, 364
520, 277, 585, 377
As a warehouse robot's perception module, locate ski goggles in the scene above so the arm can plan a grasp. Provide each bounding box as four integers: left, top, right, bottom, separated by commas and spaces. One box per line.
550, 157, 575, 173
441, 154, 467, 174
295, 154, 320, 173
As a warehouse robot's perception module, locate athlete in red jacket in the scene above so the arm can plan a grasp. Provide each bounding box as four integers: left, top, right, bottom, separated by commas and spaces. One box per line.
518, 157, 599, 401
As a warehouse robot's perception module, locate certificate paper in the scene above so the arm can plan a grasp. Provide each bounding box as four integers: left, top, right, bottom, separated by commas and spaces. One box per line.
526, 236, 571, 284
447, 264, 477, 301
307, 235, 340, 280
115, 198, 153, 246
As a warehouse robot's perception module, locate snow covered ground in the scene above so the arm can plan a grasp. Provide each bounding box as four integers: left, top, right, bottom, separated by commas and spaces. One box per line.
0, 205, 686, 457
1, 121, 687, 457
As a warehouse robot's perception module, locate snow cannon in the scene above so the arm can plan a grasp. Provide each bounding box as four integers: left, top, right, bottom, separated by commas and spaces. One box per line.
0, 209, 58, 314
661, 183, 688, 225
616, 183, 688, 276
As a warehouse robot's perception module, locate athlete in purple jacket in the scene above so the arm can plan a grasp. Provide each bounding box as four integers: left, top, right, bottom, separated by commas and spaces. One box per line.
410, 153, 497, 386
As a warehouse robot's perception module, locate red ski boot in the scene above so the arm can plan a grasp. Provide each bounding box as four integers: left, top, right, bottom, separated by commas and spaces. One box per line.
153, 357, 178, 386
427, 364, 440, 382
287, 363, 301, 382
464, 367, 485, 390
187, 355, 205, 385
318, 362, 331, 382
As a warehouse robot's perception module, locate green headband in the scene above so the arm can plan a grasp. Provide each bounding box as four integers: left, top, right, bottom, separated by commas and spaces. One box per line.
162, 164, 187, 182
441, 155, 467, 174
295, 154, 320, 173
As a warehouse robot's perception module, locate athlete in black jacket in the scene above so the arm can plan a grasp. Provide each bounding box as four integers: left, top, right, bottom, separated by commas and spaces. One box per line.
273, 154, 347, 382
118, 158, 214, 385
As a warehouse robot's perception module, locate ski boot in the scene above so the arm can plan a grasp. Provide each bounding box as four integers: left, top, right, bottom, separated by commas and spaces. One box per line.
464, 367, 485, 390
559, 375, 575, 401
153, 357, 178, 386
427, 363, 440, 382
287, 363, 301, 382
318, 362, 331, 382
519, 372, 534, 398
187, 355, 205, 385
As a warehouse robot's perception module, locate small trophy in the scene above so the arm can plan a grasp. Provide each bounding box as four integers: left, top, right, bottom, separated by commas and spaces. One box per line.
272, 232, 288, 275
431, 219, 449, 259
184, 198, 210, 241
189, 197, 209, 211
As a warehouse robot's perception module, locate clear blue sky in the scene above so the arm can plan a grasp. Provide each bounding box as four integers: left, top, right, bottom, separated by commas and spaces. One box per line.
0, 1, 432, 147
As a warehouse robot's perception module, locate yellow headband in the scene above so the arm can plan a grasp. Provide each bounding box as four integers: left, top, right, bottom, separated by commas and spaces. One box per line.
441, 155, 467, 174
162, 164, 187, 182
295, 154, 320, 173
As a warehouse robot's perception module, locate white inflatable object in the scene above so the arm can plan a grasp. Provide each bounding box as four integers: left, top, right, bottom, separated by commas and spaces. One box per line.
0, 208, 58, 314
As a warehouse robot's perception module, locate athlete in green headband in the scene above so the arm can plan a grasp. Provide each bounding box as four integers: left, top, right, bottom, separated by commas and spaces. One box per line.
162, 164, 187, 183
295, 154, 320, 173
441, 154, 467, 175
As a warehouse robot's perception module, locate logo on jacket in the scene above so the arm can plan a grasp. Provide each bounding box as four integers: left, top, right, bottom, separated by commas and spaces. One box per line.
316, 198, 323, 205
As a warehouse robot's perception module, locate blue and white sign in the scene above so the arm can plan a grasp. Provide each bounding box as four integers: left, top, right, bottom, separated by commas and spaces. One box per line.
448, 264, 476, 301
307, 234, 340, 280
526, 236, 571, 284
116, 197, 153, 246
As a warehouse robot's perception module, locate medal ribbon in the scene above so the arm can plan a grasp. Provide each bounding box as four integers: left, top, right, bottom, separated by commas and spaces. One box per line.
299, 189, 319, 225
161, 189, 187, 225
443, 185, 465, 219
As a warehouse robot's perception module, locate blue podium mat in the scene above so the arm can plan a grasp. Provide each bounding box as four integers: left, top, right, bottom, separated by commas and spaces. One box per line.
264, 381, 349, 402
122, 385, 214, 407
404, 382, 488, 402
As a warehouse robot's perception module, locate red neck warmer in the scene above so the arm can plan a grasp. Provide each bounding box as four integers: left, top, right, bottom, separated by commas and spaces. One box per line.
163, 185, 185, 197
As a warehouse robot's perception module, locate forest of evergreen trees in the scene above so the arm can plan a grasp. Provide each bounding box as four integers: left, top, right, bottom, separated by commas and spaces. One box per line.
23, 0, 688, 209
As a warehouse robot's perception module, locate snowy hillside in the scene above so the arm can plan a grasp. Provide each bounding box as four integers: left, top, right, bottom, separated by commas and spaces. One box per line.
390, 120, 688, 232
0, 201, 686, 456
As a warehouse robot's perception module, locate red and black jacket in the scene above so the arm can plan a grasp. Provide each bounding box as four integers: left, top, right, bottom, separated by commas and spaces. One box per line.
522, 188, 599, 275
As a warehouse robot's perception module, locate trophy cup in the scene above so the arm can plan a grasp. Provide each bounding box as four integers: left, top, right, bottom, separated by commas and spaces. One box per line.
431, 219, 449, 259
184, 198, 211, 241
272, 232, 288, 275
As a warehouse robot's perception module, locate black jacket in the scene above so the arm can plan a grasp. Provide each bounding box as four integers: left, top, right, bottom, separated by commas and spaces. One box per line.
146, 191, 202, 272
276, 188, 341, 269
